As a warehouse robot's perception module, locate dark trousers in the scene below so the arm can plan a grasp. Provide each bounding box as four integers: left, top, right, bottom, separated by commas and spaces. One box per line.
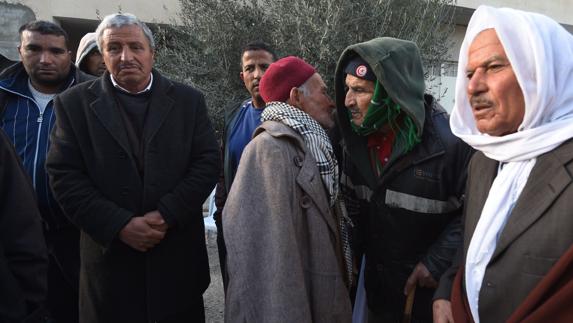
155, 297, 205, 323
367, 307, 432, 323
45, 226, 80, 323
215, 216, 229, 292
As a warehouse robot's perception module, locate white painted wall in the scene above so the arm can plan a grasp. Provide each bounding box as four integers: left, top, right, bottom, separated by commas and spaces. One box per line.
427, 74, 457, 113
457, 0, 573, 25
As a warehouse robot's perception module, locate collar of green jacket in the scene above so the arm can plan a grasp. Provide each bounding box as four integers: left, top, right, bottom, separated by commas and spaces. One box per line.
334, 37, 426, 140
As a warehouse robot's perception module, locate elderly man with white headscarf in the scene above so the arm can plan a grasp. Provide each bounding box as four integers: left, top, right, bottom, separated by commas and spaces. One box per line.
432, 5, 573, 323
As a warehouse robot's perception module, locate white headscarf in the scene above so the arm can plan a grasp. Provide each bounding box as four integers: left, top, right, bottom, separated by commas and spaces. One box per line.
450, 6, 573, 160
450, 6, 573, 322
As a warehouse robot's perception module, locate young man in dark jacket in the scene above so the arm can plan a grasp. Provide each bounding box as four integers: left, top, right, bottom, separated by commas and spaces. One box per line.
333, 38, 473, 322
0, 20, 93, 323
213, 41, 276, 291
75, 32, 106, 77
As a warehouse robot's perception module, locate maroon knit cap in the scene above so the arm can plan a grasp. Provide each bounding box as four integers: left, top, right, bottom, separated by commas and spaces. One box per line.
259, 56, 316, 103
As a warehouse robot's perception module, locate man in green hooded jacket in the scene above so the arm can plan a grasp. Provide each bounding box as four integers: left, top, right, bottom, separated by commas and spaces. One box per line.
334, 38, 473, 322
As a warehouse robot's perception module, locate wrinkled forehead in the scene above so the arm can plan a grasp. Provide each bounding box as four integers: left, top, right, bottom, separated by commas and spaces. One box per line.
103, 25, 144, 38
344, 73, 375, 88
462, 9, 531, 73
101, 25, 151, 49
467, 28, 510, 64
467, 27, 507, 56
470, 29, 501, 48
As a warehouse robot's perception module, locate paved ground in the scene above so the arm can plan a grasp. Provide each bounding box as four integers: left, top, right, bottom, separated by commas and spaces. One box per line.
204, 217, 224, 323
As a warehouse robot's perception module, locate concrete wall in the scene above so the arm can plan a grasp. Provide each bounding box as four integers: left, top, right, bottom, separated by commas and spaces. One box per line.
0, 2, 36, 60
2, 0, 181, 24
0, 0, 182, 62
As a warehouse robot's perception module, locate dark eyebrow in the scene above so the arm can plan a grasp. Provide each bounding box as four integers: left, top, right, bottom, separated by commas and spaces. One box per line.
24, 44, 66, 52
483, 55, 508, 66
466, 55, 508, 73
24, 44, 41, 49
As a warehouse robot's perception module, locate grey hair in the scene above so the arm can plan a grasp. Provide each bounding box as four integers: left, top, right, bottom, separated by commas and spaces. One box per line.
297, 78, 312, 96
95, 13, 155, 52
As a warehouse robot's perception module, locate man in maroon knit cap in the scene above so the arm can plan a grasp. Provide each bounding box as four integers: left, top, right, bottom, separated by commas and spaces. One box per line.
223, 56, 352, 322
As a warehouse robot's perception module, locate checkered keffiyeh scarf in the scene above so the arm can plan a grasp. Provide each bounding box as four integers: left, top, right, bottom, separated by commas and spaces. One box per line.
262, 102, 339, 205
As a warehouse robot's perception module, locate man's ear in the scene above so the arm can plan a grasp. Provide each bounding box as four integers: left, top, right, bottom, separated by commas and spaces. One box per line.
287, 87, 301, 107
240, 71, 244, 82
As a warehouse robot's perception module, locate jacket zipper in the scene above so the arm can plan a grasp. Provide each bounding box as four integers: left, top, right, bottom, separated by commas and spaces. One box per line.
32, 111, 43, 188
1, 77, 75, 188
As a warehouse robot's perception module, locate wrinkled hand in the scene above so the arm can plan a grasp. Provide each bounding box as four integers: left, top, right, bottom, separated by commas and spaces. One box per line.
404, 262, 438, 295
119, 214, 167, 252
433, 299, 454, 323
144, 210, 169, 233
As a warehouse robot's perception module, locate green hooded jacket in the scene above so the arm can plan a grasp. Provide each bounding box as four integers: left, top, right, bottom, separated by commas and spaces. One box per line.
335, 37, 426, 142
333, 38, 473, 321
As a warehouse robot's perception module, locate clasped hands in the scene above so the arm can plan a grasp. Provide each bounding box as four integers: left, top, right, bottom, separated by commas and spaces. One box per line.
119, 210, 169, 252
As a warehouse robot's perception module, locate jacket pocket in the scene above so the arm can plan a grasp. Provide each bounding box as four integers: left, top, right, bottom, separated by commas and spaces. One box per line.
521, 254, 558, 277
304, 269, 348, 322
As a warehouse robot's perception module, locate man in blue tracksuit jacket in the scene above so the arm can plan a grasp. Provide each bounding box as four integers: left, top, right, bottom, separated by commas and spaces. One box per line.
0, 20, 93, 323
213, 41, 276, 292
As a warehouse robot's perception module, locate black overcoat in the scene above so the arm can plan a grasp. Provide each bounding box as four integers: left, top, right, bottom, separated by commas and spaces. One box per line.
46, 70, 219, 322
0, 130, 47, 322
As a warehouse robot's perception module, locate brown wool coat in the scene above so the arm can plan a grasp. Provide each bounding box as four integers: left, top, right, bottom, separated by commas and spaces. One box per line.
223, 121, 352, 323
46, 70, 219, 322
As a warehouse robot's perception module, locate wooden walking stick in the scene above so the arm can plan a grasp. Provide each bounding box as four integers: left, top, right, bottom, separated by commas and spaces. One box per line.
402, 285, 417, 323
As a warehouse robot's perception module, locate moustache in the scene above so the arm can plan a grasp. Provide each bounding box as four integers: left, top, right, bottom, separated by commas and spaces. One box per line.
119, 63, 140, 70
348, 108, 361, 116
470, 95, 493, 108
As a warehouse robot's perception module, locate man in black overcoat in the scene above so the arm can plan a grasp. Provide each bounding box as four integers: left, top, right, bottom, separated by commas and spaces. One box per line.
0, 130, 48, 322
46, 13, 219, 323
